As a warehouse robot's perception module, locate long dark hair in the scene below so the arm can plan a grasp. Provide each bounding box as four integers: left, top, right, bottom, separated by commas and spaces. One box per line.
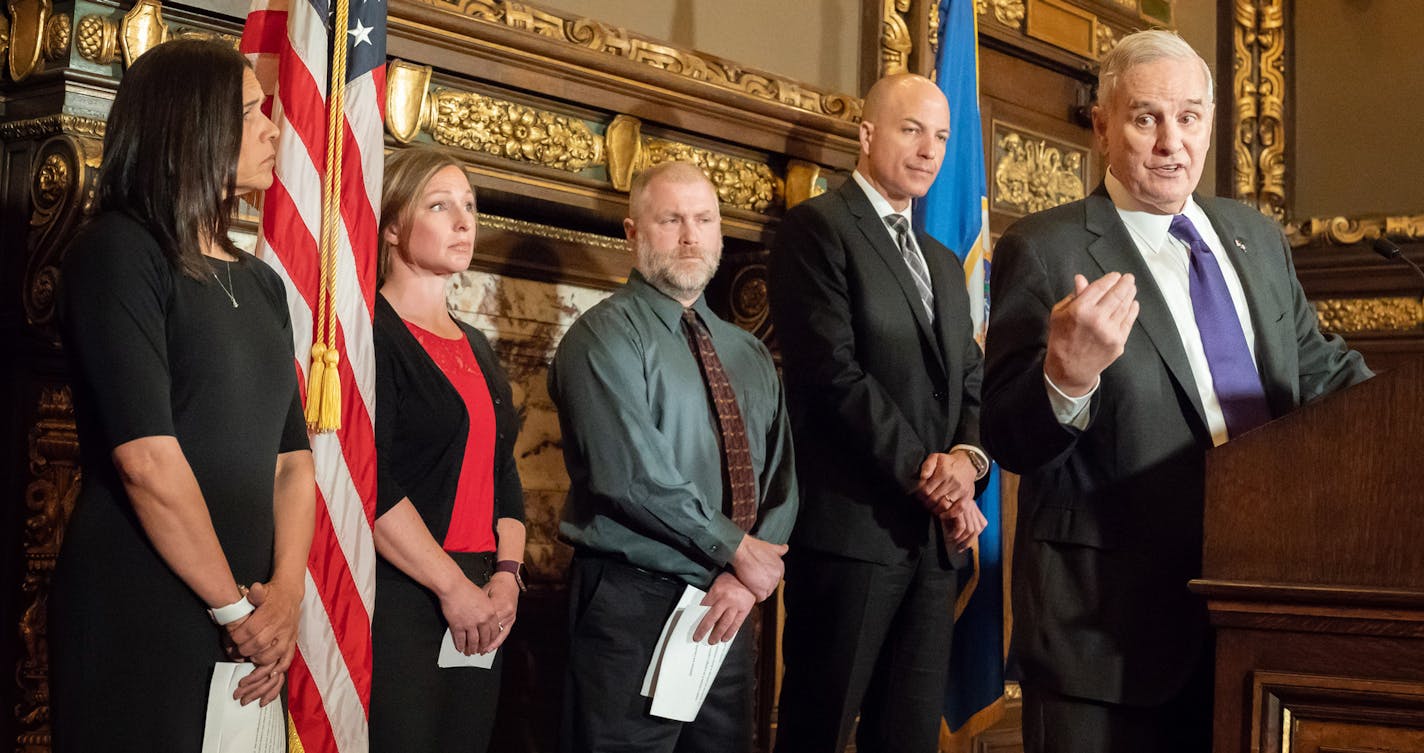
95, 38, 250, 279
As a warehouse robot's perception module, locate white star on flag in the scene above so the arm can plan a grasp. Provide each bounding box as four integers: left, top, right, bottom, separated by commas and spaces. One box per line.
348, 19, 373, 47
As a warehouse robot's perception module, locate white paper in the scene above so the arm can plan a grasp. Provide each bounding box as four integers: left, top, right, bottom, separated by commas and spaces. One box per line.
640, 584, 736, 722
641, 585, 706, 696
201, 662, 285, 753
437, 629, 497, 668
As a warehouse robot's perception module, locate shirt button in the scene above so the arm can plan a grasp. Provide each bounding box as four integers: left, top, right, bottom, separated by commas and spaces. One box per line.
710, 545, 719, 552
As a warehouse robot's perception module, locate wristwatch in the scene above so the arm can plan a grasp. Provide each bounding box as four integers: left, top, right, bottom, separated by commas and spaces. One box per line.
952, 445, 990, 480
494, 560, 527, 592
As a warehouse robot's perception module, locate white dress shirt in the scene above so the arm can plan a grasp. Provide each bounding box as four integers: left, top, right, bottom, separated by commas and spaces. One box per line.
1046, 170, 1261, 447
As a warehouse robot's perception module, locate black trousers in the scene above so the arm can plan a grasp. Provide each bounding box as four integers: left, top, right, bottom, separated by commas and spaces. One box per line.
775, 542, 959, 753
561, 555, 755, 753
1021, 649, 1213, 753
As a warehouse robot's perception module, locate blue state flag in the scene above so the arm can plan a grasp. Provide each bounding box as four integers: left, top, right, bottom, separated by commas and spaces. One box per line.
915, 0, 1006, 743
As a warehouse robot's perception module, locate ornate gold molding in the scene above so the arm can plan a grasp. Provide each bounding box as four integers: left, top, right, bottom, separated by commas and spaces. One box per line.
991, 123, 1087, 217
7, 0, 52, 80
1315, 297, 1424, 335
642, 139, 779, 214
120, 0, 166, 65
784, 159, 826, 210
1096, 22, 1118, 58
387, 69, 784, 215
430, 88, 604, 173
1, 13, 11, 63
479, 212, 627, 253
411, 0, 861, 123
1286, 214, 1424, 248
881, 0, 912, 77
25, 133, 103, 338
979, 0, 1026, 30
17, 385, 80, 750
602, 114, 780, 214
0, 113, 106, 141
1230, 0, 1287, 222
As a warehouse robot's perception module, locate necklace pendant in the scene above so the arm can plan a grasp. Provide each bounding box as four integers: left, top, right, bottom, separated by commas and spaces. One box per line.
231, 299, 240, 309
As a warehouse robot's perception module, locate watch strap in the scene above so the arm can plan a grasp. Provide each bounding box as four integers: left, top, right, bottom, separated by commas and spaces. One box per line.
495, 560, 527, 592
209, 595, 255, 626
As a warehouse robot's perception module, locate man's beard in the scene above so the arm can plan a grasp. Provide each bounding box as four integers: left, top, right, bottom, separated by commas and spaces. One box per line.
638, 240, 722, 301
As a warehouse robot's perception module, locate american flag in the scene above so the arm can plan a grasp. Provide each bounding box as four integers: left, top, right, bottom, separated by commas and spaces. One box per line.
239, 0, 384, 747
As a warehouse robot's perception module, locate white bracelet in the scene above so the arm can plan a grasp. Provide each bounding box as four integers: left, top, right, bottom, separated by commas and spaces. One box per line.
208, 595, 255, 626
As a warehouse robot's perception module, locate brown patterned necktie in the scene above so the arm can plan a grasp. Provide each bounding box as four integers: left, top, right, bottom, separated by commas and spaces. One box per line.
682, 309, 759, 531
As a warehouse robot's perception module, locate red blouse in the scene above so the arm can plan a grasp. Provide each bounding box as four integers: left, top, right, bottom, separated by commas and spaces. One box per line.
404, 320, 498, 553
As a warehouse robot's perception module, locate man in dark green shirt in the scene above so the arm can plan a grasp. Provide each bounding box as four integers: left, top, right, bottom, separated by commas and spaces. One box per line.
551, 161, 798, 753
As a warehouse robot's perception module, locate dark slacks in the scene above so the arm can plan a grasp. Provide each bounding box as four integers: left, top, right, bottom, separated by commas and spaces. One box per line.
775, 541, 959, 753
561, 555, 755, 753
1021, 648, 1213, 753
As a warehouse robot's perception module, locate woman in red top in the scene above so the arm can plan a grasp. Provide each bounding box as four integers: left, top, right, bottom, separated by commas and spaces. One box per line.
369, 146, 526, 752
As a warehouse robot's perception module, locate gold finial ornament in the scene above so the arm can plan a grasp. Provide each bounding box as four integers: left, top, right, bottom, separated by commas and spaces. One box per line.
76, 14, 118, 64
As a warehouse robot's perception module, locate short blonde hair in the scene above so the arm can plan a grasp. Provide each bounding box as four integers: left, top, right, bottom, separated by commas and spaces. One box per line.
1097, 29, 1214, 107
378, 145, 470, 284
627, 161, 717, 220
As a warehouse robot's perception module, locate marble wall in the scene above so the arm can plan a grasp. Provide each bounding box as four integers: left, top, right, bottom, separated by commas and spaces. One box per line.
445, 270, 615, 584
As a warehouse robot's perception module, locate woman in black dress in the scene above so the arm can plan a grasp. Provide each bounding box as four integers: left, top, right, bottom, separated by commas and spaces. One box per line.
369, 146, 527, 751
50, 39, 314, 751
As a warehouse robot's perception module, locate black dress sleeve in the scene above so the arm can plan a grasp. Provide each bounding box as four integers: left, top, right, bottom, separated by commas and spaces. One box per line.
374, 299, 412, 517
60, 214, 177, 450
249, 258, 311, 456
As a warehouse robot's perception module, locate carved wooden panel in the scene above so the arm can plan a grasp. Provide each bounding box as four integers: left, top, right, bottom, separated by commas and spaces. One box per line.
1252, 672, 1424, 753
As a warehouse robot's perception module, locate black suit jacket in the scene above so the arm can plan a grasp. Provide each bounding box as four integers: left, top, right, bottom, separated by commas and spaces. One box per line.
769, 177, 984, 567
983, 185, 1371, 706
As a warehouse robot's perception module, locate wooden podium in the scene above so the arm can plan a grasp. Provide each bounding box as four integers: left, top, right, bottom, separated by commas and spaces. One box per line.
1189, 357, 1424, 753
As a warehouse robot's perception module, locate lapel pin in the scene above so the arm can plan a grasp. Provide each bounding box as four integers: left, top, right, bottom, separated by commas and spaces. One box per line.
1234, 238, 1248, 253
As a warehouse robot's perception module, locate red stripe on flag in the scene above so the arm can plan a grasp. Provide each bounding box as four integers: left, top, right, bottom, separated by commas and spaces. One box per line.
286, 652, 341, 752
260, 180, 320, 310
308, 488, 374, 708
239, 9, 287, 55
275, 45, 331, 175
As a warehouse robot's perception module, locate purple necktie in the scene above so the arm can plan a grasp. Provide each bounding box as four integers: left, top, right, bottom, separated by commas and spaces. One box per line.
1168, 214, 1271, 438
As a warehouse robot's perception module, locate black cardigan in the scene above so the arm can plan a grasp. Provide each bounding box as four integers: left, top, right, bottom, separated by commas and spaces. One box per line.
374, 294, 524, 544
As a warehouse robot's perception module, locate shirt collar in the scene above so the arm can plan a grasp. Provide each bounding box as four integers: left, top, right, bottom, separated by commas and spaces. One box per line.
1104, 168, 1209, 253
852, 170, 913, 228
627, 269, 715, 334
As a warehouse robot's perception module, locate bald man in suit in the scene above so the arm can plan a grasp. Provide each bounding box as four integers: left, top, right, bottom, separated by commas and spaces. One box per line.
770, 73, 990, 753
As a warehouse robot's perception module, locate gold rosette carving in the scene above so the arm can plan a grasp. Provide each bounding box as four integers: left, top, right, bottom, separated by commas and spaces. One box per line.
430, 89, 604, 173
1315, 297, 1424, 334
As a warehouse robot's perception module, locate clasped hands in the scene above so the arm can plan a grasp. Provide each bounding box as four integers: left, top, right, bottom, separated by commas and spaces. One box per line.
224, 579, 302, 707
693, 533, 788, 646
438, 569, 521, 659
915, 451, 986, 552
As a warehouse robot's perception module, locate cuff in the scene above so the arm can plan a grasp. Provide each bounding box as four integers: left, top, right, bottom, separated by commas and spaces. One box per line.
693, 514, 745, 568
1044, 371, 1097, 430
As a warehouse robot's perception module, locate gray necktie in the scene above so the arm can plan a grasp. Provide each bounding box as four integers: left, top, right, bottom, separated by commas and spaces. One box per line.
884, 214, 935, 322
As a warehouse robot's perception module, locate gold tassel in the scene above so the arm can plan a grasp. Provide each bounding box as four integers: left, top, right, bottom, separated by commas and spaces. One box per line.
318, 347, 342, 431
304, 343, 327, 429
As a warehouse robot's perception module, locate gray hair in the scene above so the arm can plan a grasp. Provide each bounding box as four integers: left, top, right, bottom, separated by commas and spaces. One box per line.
1097, 29, 1214, 106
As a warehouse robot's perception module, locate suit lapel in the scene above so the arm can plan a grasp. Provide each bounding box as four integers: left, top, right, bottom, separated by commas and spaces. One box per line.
839, 181, 946, 366
1197, 197, 1292, 416
1083, 189, 1210, 433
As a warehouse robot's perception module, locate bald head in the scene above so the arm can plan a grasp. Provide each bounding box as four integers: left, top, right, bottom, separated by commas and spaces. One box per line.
856, 74, 950, 211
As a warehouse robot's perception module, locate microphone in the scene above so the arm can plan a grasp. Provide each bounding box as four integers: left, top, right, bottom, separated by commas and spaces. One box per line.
1370, 236, 1424, 303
